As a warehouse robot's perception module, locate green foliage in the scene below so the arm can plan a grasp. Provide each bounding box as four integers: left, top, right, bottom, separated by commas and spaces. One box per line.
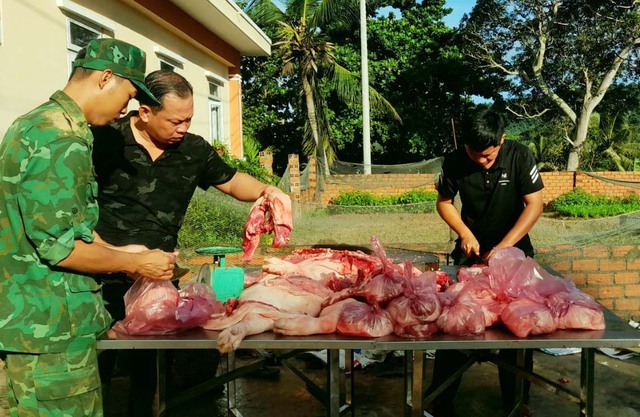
507, 117, 569, 171
242, 0, 480, 168
329, 1, 481, 162
550, 188, 640, 218
212, 140, 280, 185
242, 0, 400, 172
332, 191, 377, 206
397, 189, 438, 204
178, 190, 250, 250
330, 189, 437, 213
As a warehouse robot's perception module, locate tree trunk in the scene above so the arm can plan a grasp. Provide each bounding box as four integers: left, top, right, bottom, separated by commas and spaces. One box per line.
302, 76, 325, 202
566, 111, 592, 172
604, 147, 626, 171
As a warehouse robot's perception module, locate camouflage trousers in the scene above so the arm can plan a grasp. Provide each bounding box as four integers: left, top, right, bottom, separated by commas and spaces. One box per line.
3, 335, 103, 417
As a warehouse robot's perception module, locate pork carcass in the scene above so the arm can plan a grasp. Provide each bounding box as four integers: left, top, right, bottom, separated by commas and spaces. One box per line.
202, 275, 333, 352
242, 192, 293, 262
274, 299, 358, 336
274, 298, 395, 338
249, 248, 382, 290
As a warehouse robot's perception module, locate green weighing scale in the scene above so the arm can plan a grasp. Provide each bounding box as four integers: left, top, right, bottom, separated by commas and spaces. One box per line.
195, 246, 245, 303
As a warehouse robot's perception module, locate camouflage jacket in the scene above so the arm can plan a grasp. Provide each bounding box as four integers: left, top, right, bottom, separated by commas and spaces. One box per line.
0, 90, 111, 354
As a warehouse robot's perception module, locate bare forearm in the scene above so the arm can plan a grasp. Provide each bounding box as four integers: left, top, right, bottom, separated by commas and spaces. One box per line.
58, 240, 176, 280
216, 172, 271, 202
436, 198, 473, 240
57, 240, 136, 274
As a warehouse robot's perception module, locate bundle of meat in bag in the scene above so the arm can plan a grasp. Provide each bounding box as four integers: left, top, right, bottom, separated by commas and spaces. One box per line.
469, 248, 605, 337
113, 278, 225, 335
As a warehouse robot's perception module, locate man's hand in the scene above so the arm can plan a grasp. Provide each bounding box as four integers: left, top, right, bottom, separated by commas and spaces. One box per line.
460, 233, 480, 259
262, 185, 287, 201
132, 250, 177, 280
483, 247, 497, 263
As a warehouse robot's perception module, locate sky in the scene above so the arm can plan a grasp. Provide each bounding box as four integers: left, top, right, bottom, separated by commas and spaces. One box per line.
442, 0, 476, 28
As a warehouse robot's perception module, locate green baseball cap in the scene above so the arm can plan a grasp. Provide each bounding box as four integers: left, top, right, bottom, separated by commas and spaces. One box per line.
72, 38, 160, 105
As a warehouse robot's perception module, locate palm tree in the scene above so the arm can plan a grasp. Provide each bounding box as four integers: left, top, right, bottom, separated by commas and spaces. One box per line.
593, 112, 640, 171
243, 0, 400, 180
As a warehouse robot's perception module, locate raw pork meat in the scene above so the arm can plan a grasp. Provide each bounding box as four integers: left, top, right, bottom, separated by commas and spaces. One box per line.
242, 192, 293, 262
249, 248, 382, 289
546, 290, 605, 330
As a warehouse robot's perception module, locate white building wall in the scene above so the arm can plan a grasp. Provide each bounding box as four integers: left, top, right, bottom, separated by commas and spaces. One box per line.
0, 0, 231, 144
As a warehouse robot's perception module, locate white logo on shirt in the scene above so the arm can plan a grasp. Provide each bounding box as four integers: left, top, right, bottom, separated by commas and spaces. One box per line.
530, 165, 540, 183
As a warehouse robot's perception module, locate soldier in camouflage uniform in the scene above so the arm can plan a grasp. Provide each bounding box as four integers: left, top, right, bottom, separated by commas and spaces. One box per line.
91, 70, 290, 417
0, 39, 177, 417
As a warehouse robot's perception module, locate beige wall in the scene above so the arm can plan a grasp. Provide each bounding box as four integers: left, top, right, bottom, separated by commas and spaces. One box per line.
0, 1, 70, 129
0, 0, 238, 152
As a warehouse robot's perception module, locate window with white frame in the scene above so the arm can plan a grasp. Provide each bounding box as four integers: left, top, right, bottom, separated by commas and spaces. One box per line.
58, 1, 114, 74
154, 46, 184, 72
159, 59, 176, 72
66, 17, 105, 75
208, 79, 225, 146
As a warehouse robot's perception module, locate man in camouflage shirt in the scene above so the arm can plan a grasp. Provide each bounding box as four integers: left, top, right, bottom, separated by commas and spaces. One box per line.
0, 39, 177, 417
91, 70, 290, 417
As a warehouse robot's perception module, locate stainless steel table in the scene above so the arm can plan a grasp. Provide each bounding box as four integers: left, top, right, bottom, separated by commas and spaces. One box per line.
97, 309, 640, 417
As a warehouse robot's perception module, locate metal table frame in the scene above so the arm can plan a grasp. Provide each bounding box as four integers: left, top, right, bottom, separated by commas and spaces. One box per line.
97, 310, 640, 417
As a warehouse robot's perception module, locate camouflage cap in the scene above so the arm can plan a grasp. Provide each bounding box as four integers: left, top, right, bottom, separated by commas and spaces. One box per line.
73, 38, 160, 105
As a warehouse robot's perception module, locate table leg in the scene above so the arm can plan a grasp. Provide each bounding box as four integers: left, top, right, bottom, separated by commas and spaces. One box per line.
403, 350, 425, 417
344, 350, 354, 417
327, 349, 340, 417
155, 349, 166, 417
505, 349, 525, 417
227, 351, 243, 417
579, 348, 595, 417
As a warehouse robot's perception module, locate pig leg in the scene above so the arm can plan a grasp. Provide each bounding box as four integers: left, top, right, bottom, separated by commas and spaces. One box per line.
274, 299, 357, 336
217, 313, 276, 353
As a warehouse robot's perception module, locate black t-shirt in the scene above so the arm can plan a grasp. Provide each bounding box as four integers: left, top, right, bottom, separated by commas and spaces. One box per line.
91, 112, 237, 251
437, 140, 544, 255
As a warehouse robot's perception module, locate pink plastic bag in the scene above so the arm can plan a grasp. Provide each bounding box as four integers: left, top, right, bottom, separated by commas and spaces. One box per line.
501, 298, 557, 338
436, 284, 486, 336
336, 301, 394, 337
113, 278, 224, 335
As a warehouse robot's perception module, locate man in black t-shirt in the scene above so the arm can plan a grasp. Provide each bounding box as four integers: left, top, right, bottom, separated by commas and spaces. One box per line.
427, 109, 544, 417
91, 70, 288, 417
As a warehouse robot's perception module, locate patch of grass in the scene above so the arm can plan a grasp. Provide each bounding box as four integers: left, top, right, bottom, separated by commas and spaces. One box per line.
328, 189, 437, 214
178, 189, 250, 252
550, 188, 640, 218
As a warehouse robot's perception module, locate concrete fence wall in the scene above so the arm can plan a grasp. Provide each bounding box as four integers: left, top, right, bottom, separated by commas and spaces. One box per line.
319, 174, 438, 205
287, 163, 640, 205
